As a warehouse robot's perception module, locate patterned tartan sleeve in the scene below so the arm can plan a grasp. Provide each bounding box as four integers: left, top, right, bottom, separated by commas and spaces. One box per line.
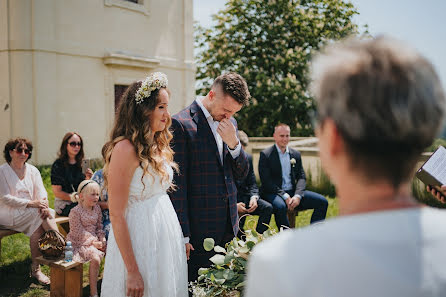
169, 118, 191, 237
230, 147, 249, 182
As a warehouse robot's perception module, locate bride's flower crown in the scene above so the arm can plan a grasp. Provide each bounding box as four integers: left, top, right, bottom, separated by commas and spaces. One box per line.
135, 72, 168, 105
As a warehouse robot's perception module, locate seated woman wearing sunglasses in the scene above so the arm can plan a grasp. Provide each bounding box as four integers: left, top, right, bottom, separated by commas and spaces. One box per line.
0, 137, 59, 285
51, 132, 93, 216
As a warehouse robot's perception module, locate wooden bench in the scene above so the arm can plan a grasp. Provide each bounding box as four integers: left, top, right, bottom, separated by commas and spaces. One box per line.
54, 216, 70, 236
0, 229, 18, 259
0, 216, 70, 259
35, 256, 83, 297
287, 209, 298, 228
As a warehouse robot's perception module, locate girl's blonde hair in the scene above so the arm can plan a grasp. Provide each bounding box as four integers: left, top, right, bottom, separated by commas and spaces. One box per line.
70, 180, 100, 202
103, 78, 177, 190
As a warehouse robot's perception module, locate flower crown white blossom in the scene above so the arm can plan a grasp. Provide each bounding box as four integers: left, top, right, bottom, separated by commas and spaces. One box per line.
135, 72, 168, 104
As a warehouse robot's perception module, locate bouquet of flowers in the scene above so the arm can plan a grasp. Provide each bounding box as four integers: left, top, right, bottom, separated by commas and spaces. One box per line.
189, 221, 278, 297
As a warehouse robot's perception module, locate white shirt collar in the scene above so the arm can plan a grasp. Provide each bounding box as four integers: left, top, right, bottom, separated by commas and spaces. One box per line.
196, 97, 213, 121
275, 144, 289, 154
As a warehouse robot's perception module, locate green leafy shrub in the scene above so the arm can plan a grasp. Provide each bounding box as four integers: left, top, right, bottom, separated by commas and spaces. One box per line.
190, 223, 279, 297
425, 138, 446, 152
36, 164, 54, 208
305, 167, 336, 198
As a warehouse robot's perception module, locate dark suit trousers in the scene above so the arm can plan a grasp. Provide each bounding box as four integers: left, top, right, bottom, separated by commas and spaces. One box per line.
187, 210, 234, 283
238, 198, 273, 235
265, 190, 328, 228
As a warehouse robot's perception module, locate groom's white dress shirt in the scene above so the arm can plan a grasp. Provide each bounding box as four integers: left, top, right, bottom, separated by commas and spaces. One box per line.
196, 97, 241, 162
182, 97, 241, 244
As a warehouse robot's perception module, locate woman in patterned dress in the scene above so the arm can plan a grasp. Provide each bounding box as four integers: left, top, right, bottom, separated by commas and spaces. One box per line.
67, 180, 106, 297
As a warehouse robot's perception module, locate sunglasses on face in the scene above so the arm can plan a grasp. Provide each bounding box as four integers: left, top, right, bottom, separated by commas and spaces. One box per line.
68, 142, 82, 147
14, 148, 31, 155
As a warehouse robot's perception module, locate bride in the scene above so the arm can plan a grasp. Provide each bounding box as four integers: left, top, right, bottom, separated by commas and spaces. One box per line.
101, 72, 188, 297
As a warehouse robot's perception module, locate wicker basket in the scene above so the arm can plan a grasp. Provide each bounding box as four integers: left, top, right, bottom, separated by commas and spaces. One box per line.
38, 229, 66, 260
224, 291, 241, 297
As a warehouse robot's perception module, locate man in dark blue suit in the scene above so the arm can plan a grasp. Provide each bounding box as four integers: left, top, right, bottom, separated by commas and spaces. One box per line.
259, 123, 328, 228
236, 131, 273, 235
170, 73, 250, 282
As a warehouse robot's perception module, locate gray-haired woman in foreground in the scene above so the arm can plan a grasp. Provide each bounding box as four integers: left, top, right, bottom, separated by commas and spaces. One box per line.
246, 36, 446, 297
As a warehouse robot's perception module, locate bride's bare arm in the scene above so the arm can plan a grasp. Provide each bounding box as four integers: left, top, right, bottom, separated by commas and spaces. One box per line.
108, 139, 144, 296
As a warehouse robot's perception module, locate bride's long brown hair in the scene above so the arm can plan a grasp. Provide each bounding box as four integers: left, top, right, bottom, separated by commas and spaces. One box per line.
103, 80, 177, 190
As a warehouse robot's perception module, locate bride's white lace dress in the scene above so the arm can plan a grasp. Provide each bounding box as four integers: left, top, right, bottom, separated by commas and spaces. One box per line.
101, 163, 188, 297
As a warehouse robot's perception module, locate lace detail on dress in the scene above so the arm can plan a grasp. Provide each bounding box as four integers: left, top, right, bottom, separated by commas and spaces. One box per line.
101, 162, 187, 297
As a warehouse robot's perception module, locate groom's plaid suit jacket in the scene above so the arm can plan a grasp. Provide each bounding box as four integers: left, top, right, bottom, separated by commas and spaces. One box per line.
170, 100, 249, 249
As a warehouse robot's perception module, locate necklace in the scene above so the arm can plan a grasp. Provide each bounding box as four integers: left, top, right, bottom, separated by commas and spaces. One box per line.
11, 164, 26, 180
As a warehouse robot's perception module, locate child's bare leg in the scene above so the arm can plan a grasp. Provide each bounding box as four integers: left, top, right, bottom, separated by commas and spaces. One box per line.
89, 254, 101, 296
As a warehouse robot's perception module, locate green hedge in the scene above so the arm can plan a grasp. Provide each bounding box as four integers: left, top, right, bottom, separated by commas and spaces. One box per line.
425, 138, 446, 152
36, 165, 54, 208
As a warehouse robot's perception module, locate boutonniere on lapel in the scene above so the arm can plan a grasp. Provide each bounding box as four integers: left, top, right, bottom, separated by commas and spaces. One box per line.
290, 158, 296, 167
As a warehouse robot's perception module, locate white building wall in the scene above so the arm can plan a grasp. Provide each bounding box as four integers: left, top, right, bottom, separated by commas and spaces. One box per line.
0, 0, 195, 164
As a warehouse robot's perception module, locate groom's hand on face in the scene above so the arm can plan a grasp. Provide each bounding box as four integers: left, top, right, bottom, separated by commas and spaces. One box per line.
185, 243, 194, 260
217, 119, 239, 149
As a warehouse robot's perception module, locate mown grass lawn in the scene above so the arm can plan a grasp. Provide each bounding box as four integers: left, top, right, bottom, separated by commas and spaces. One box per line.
0, 166, 104, 297
0, 165, 338, 297
244, 197, 338, 231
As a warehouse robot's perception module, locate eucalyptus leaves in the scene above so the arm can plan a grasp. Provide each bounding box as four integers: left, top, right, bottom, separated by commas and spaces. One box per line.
190, 224, 278, 297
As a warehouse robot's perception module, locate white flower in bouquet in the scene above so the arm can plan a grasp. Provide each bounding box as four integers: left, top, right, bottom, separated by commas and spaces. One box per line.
190, 218, 278, 297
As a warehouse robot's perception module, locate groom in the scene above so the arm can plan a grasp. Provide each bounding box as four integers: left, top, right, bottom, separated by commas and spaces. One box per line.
170, 72, 250, 282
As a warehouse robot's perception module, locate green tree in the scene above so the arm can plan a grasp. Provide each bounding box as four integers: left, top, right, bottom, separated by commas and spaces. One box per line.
195, 0, 362, 136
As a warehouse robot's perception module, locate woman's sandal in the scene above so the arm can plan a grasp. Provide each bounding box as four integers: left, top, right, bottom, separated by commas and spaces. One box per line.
30, 263, 50, 285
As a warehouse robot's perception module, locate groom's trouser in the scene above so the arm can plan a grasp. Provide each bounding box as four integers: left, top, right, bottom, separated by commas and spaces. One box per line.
188, 212, 234, 284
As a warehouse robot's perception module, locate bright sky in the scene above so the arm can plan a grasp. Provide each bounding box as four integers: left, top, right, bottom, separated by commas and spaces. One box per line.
193, 0, 446, 88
